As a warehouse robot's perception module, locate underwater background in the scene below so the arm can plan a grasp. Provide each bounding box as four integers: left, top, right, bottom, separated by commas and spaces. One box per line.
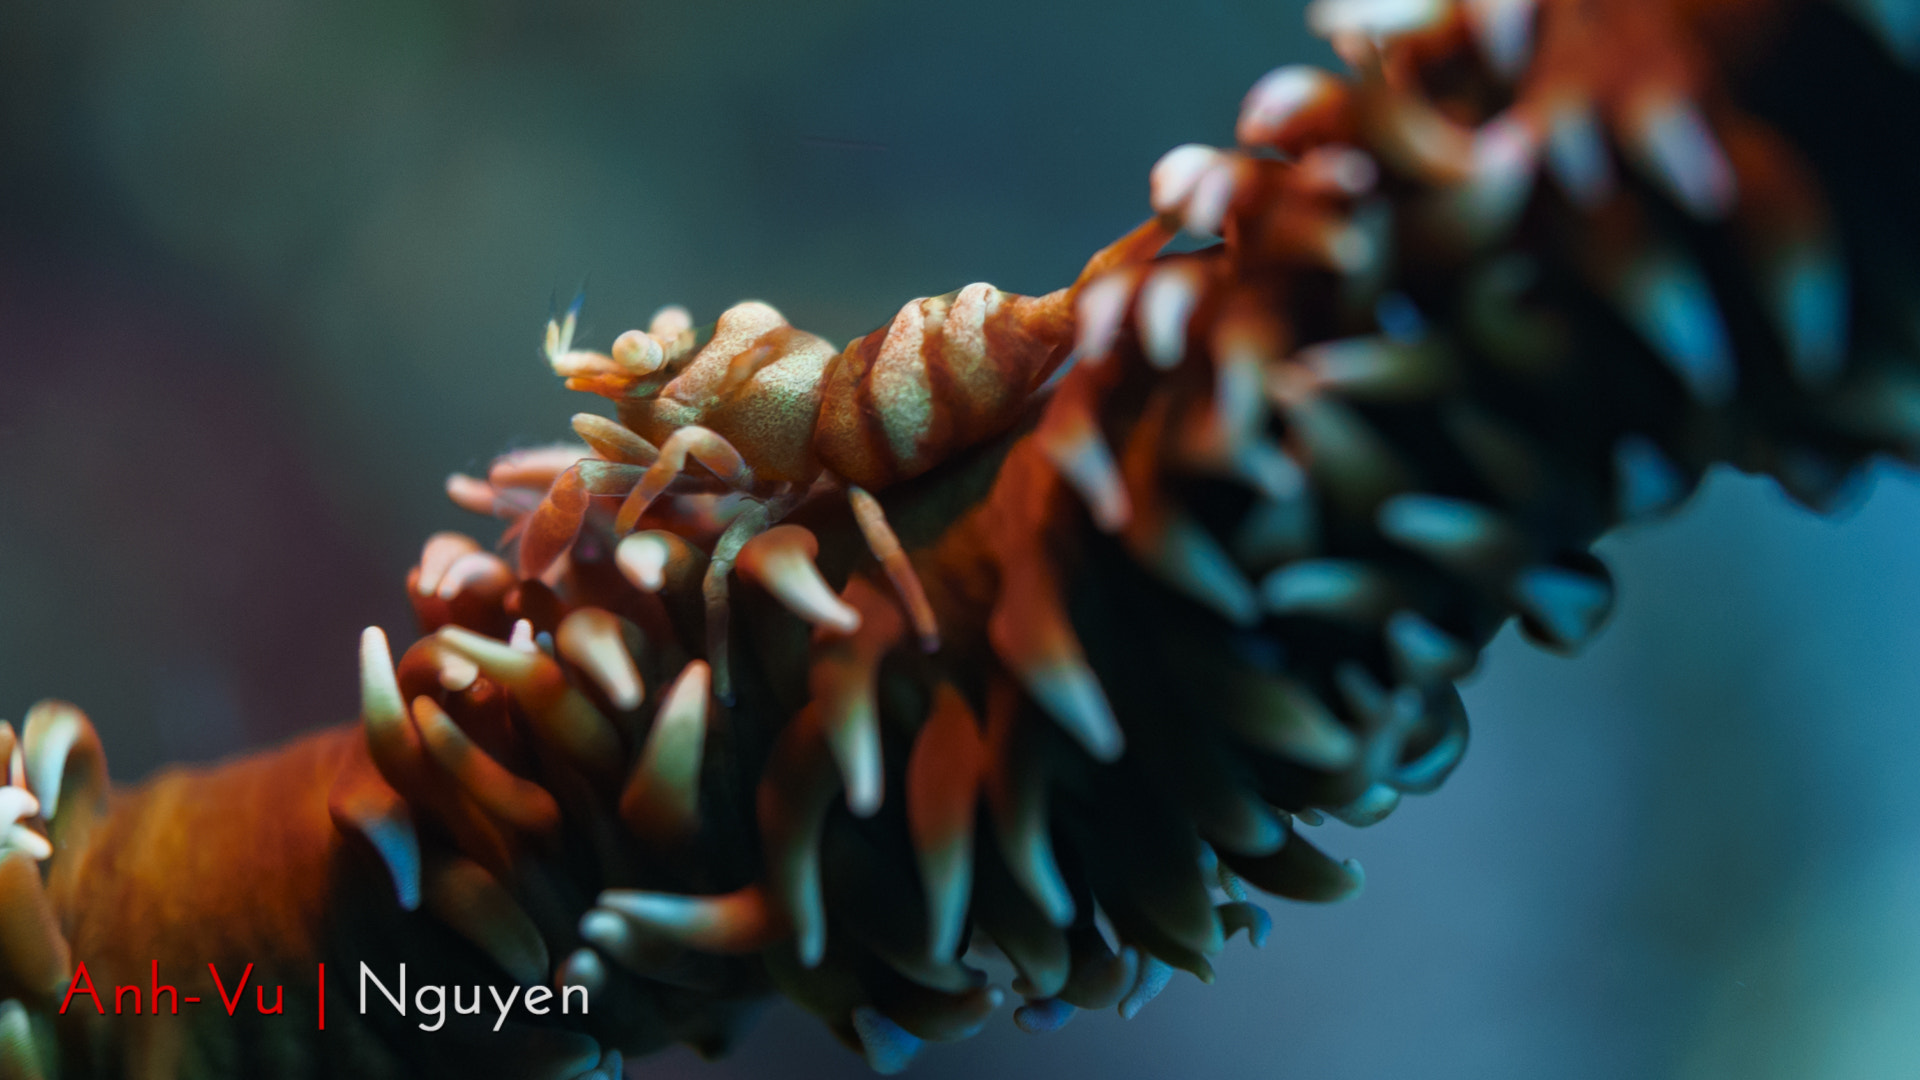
1, 0, 1915, 1076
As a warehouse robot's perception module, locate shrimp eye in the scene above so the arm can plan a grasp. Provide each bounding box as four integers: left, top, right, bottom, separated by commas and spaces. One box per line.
612, 330, 666, 376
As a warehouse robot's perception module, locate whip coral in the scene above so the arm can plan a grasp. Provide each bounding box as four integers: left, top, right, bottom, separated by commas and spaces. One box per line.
2, 0, 1918, 1076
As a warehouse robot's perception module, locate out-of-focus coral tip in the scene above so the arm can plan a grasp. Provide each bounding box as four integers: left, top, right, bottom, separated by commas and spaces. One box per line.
648, 304, 693, 340
330, 784, 422, 913
1297, 145, 1378, 197
1546, 101, 1613, 208
1137, 263, 1202, 370
490, 445, 589, 491
1325, 222, 1378, 275
738, 526, 861, 635
435, 551, 512, 603
438, 625, 530, 674
425, 858, 550, 987
594, 884, 780, 954
1040, 416, 1132, 533
416, 533, 482, 596
1150, 145, 1222, 217
508, 618, 538, 653
358, 627, 431, 783
1, 824, 50, 863
0, 1002, 43, 1079
907, 684, 984, 959
1306, 0, 1449, 39
1261, 559, 1387, 621
1613, 433, 1687, 521
851, 1007, 922, 1076
615, 533, 672, 593
20, 700, 101, 828
821, 682, 884, 820
1330, 783, 1400, 827
412, 697, 561, 835
1217, 901, 1273, 948
358, 628, 406, 732
1465, 0, 1536, 80
1117, 954, 1174, 1020
1073, 270, 1137, 364
1385, 610, 1471, 684
0, 790, 40, 839
1376, 494, 1513, 570
445, 473, 499, 517
1013, 998, 1076, 1034
1237, 66, 1343, 149
556, 948, 607, 997
1022, 661, 1124, 763
557, 609, 644, 712
991, 590, 1124, 763
1616, 250, 1735, 406
574, 909, 630, 963
1450, 113, 1541, 243
439, 624, 623, 771
1772, 245, 1849, 385
1154, 146, 1241, 238
1847, 0, 1920, 64
1631, 97, 1737, 221
1300, 336, 1420, 397
1511, 565, 1614, 650
1222, 828, 1364, 903
621, 659, 710, 840
1133, 514, 1261, 626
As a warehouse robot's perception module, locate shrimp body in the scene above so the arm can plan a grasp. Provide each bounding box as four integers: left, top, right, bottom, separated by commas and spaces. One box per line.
811, 282, 1077, 489
616, 302, 839, 488
596, 282, 1068, 495
503, 220, 1173, 583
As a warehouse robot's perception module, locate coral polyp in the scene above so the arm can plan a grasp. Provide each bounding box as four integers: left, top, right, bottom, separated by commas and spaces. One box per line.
1, 0, 1917, 1076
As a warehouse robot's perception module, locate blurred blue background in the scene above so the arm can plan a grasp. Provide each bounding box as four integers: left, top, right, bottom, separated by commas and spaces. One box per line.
2, 1, 1916, 1076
